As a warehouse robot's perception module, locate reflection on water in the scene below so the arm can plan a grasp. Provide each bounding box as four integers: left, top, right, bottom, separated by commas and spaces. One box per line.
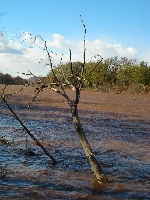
0, 103, 150, 199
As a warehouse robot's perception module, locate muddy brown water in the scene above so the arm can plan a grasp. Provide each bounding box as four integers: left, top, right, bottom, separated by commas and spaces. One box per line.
0, 85, 150, 199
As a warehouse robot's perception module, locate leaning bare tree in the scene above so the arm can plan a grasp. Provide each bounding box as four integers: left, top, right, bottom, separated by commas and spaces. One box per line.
27, 16, 107, 183
1, 16, 107, 183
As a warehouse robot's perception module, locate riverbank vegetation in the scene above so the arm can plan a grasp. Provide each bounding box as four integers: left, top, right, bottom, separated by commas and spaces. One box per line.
46, 57, 150, 94
1, 57, 149, 94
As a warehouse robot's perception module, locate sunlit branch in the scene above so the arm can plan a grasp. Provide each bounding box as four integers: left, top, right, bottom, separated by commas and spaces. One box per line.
80, 15, 86, 77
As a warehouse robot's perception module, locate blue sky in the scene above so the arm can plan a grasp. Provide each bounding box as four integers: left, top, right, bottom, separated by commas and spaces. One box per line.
0, 0, 150, 77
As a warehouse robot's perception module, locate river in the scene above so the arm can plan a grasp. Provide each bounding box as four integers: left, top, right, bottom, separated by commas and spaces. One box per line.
0, 99, 150, 199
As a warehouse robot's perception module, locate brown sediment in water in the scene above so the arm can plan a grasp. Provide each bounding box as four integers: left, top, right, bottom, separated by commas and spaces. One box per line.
0, 84, 150, 199
0, 84, 149, 120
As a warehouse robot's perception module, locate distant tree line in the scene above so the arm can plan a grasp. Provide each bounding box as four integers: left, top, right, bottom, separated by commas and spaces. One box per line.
1, 57, 150, 93
46, 57, 150, 93
0, 72, 28, 85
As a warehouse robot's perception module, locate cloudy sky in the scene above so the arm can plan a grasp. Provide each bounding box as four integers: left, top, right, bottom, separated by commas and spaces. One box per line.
0, 0, 150, 78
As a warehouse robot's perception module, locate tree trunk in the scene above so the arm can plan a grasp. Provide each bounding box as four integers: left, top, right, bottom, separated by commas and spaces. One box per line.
72, 112, 107, 183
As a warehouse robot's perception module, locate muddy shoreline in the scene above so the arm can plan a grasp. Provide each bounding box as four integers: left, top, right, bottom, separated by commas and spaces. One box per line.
0, 84, 150, 120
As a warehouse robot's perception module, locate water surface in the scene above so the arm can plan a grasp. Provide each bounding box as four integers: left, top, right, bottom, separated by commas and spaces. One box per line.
0, 102, 150, 199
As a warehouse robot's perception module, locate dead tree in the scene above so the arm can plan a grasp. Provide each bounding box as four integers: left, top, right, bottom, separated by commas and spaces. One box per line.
1, 16, 107, 183
30, 16, 107, 183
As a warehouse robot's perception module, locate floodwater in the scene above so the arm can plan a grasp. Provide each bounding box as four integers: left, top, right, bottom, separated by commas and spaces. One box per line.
0, 95, 150, 199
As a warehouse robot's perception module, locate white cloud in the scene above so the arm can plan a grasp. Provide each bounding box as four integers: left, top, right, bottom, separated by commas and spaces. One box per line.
85, 39, 137, 59
47, 34, 73, 50
0, 36, 25, 54
0, 33, 140, 78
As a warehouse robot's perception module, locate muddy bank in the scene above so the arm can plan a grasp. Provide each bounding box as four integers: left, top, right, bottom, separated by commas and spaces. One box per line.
0, 84, 150, 120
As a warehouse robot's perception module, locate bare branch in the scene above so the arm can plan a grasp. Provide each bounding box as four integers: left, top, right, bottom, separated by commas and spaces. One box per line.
69, 49, 74, 76
2, 95, 57, 164
28, 86, 44, 107
28, 70, 36, 78
84, 57, 103, 83
80, 15, 86, 77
